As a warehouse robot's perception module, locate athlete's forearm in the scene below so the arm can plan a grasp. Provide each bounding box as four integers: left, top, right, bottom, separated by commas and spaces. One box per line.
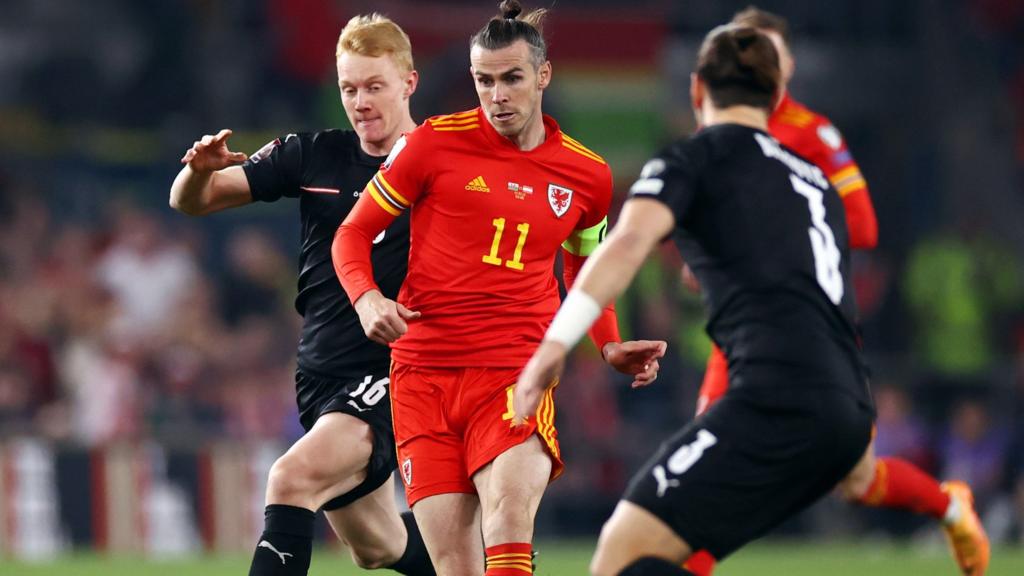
842, 189, 878, 249
169, 165, 215, 215
332, 193, 397, 304
170, 165, 251, 216
572, 228, 654, 309
562, 250, 620, 350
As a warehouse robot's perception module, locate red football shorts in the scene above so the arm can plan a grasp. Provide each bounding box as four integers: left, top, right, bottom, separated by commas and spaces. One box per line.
695, 343, 730, 416
390, 362, 563, 506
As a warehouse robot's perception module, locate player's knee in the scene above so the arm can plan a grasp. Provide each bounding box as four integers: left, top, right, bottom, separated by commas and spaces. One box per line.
485, 490, 536, 528
837, 459, 876, 502
599, 556, 693, 576
590, 519, 624, 576
266, 454, 319, 502
837, 472, 871, 502
347, 542, 396, 570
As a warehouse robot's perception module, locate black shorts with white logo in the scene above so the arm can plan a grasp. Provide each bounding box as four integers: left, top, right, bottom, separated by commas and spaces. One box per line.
623, 380, 872, 559
295, 365, 396, 510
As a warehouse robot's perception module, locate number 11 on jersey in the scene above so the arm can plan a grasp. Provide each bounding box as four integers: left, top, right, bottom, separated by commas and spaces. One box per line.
482, 217, 530, 271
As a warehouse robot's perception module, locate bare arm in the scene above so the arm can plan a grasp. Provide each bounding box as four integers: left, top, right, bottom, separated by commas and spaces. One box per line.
170, 129, 252, 216
569, 198, 676, 309
512, 198, 675, 422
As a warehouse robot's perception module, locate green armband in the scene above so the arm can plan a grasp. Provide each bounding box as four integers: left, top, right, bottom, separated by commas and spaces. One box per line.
561, 217, 608, 256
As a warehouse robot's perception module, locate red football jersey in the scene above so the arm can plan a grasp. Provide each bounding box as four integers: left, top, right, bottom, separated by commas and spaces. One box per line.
363, 108, 612, 367
769, 93, 878, 248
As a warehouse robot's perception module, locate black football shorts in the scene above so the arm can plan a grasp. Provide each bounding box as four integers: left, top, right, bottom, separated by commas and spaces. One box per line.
295, 365, 396, 510
624, 381, 872, 559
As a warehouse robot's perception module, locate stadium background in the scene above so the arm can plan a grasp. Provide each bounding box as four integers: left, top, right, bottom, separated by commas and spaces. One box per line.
1, 0, 1023, 573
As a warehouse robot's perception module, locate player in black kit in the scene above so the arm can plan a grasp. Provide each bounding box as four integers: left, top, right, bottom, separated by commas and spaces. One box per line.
513, 25, 877, 575
169, 14, 433, 576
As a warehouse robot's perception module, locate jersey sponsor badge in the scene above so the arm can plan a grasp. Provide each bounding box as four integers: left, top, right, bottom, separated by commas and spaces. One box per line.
639, 158, 666, 179
507, 182, 534, 200
547, 184, 573, 217
401, 457, 413, 486
817, 124, 843, 150
831, 150, 852, 166
382, 135, 407, 170
465, 176, 490, 192
631, 158, 667, 196
250, 138, 281, 163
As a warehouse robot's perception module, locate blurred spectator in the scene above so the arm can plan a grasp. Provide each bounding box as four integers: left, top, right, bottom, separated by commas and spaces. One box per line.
873, 383, 935, 471
0, 366, 32, 436
903, 224, 1023, 421
220, 226, 292, 327
95, 203, 199, 342
217, 315, 293, 440
939, 399, 1009, 509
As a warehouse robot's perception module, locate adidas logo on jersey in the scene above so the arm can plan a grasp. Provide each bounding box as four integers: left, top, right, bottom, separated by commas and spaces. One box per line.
465, 176, 490, 192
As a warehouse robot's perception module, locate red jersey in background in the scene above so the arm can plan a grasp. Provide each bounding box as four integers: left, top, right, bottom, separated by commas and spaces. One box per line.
770, 93, 877, 248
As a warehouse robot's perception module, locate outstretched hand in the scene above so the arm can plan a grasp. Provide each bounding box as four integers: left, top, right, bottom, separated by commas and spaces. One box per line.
181, 129, 248, 172
602, 340, 668, 388
512, 341, 567, 426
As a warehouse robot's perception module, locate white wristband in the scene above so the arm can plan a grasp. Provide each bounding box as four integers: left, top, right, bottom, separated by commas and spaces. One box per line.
545, 289, 602, 349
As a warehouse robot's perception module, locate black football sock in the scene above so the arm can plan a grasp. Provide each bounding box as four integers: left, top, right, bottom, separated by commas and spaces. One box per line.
387, 510, 436, 575
618, 556, 695, 575
248, 504, 316, 576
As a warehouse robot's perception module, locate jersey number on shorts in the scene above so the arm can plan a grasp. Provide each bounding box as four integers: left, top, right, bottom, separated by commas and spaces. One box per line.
668, 429, 717, 475
653, 429, 717, 497
349, 375, 389, 407
790, 174, 843, 305
483, 217, 530, 271
501, 385, 516, 421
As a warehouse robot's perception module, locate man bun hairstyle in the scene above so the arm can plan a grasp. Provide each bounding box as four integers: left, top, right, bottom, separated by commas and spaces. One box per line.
731, 5, 790, 44
470, 1, 549, 68
696, 24, 780, 111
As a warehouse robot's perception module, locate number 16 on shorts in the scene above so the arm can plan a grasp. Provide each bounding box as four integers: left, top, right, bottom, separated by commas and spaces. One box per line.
347, 375, 389, 413
653, 429, 717, 497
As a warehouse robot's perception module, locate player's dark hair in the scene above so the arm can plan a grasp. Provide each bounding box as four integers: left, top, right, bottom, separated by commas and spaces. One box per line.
696, 24, 780, 111
470, 0, 548, 68
731, 6, 790, 44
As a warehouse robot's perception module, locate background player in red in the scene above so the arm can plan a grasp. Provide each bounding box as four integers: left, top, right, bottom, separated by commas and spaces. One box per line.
170, 15, 433, 576
684, 7, 988, 576
332, 3, 666, 575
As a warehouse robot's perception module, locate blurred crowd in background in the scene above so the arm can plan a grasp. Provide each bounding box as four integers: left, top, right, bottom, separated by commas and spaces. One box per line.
2, 0, 1024, 544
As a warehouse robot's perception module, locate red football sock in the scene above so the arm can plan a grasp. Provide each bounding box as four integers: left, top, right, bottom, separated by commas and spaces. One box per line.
485, 542, 533, 575
857, 457, 950, 518
683, 549, 716, 576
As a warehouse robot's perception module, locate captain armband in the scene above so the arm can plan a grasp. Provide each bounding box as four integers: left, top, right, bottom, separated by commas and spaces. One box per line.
561, 217, 608, 257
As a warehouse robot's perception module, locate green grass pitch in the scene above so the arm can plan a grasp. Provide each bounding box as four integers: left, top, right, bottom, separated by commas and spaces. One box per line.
3, 541, 1022, 575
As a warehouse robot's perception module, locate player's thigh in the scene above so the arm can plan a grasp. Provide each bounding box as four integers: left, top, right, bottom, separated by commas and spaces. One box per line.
836, 433, 877, 500
623, 390, 871, 559
472, 435, 551, 528
412, 492, 483, 576
463, 368, 563, 490
390, 363, 476, 506
590, 501, 691, 576
324, 475, 404, 560
272, 411, 373, 497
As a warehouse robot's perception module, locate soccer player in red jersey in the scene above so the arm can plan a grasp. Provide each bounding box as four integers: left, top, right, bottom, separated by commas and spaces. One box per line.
683, 8, 988, 576
332, 2, 666, 575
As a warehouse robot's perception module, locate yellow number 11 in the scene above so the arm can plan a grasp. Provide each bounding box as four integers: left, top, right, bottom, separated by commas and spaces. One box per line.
482, 217, 530, 271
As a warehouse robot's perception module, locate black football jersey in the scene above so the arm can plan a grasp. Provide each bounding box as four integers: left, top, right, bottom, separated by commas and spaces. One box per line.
243, 130, 409, 375
629, 124, 868, 402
